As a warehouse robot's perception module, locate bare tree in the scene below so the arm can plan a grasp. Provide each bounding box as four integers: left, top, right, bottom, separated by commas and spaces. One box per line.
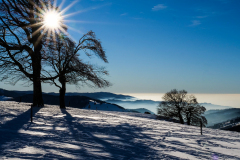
0, 0, 56, 106
157, 89, 207, 126
183, 98, 207, 126
44, 31, 110, 108
158, 89, 187, 124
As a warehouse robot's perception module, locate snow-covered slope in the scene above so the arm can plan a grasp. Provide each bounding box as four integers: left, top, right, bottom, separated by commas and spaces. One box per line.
127, 108, 155, 114
0, 96, 13, 101
0, 101, 240, 159
82, 101, 126, 112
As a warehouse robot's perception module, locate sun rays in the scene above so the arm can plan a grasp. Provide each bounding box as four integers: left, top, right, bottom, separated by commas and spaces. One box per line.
30, 0, 78, 45
43, 10, 62, 29
26, 0, 109, 46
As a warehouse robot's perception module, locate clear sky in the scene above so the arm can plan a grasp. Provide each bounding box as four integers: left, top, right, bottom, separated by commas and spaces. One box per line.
1, 0, 240, 94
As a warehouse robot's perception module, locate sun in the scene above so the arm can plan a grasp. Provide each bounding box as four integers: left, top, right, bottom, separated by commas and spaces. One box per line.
32, 0, 104, 44
43, 10, 62, 29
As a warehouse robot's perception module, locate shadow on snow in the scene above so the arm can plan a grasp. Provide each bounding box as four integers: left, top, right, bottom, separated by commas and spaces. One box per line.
0, 106, 41, 154
0, 106, 240, 159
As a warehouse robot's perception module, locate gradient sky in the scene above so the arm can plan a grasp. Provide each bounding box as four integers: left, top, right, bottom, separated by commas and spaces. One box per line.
1, 0, 240, 94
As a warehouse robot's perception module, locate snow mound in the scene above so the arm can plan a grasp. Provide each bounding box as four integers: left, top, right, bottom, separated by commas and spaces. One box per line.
0, 96, 13, 101
82, 101, 126, 112
0, 101, 240, 159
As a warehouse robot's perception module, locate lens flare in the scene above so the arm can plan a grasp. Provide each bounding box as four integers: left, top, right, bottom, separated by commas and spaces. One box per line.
43, 10, 62, 29
31, 0, 74, 45
28, 0, 108, 45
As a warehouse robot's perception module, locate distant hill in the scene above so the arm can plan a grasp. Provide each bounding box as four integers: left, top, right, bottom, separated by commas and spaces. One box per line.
0, 88, 133, 100
208, 116, 240, 132
0, 88, 233, 111
7, 93, 125, 112
82, 101, 126, 112
222, 125, 240, 132
0, 88, 28, 98
200, 103, 232, 110
205, 108, 240, 126
127, 108, 155, 115
0, 88, 130, 110
48, 92, 134, 100
0, 96, 13, 101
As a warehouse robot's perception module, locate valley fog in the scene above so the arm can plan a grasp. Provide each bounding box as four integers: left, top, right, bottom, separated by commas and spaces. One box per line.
120, 93, 240, 109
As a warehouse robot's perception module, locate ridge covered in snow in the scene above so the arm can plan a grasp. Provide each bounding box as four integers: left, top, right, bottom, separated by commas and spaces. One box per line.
0, 101, 240, 159
82, 101, 126, 112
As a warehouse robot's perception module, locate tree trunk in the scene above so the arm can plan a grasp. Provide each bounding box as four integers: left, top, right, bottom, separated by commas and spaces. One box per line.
187, 117, 191, 125
33, 75, 44, 107
32, 44, 43, 107
179, 116, 184, 124
178, 112, 184, 124
31, 1, 44, 107
59, 76, 66, 109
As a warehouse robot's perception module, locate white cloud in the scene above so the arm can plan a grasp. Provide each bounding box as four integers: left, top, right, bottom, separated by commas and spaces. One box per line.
189, 20, 201, 27
120, 13, 127, 16
152, 4, 167, 11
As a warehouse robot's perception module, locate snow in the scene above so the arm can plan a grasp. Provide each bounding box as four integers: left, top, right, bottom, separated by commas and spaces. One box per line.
0, 96, 13, 101
0, 101, 240, 159
82, 101, 126, 112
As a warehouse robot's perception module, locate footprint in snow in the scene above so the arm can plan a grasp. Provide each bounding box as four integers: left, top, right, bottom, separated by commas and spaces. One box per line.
162, 137, 166, 141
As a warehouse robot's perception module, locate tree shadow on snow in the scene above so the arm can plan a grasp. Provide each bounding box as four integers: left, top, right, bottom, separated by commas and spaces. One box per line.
0, 106, 41, 155
1, 107, 239, 159
55, 109, 183, 160
57, 109, 147, 159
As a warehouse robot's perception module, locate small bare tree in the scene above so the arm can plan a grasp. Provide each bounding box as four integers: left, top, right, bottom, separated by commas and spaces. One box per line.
183, 97, 207, 126
44, 31, 110, 108
157, 89, 207, 126
158, 89, 188, 124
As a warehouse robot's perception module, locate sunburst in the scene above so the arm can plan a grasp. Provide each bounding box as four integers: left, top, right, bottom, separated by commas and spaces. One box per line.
43, 10, 62, 29
29, 0, 108, 45
30, 0, 76, 45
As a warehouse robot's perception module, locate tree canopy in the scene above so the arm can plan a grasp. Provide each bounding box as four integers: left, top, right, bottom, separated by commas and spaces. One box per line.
157, 89, 207, 126
0, 0, 110, 107
0, 0, 56, 106
43, 31, 110, 108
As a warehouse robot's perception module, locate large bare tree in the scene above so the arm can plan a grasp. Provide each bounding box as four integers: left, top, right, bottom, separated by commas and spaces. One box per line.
0, 0, 58, 106
44, 31, 110, 108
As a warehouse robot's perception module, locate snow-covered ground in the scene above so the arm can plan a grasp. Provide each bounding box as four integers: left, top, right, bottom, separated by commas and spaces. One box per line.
82, 101, 126, 112
0, 101, 240, 160
0, 96, 13, 101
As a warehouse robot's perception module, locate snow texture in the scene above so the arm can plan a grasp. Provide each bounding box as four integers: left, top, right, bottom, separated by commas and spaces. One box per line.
82, 101, 126, 112
0, 96, 13, 101
0, 101, 240, 159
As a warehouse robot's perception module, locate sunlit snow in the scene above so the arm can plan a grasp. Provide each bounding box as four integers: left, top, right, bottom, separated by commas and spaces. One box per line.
0, 101, 239, 159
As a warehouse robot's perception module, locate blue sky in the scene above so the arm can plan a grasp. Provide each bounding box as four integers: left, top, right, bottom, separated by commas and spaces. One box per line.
1, 0, 240, 94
